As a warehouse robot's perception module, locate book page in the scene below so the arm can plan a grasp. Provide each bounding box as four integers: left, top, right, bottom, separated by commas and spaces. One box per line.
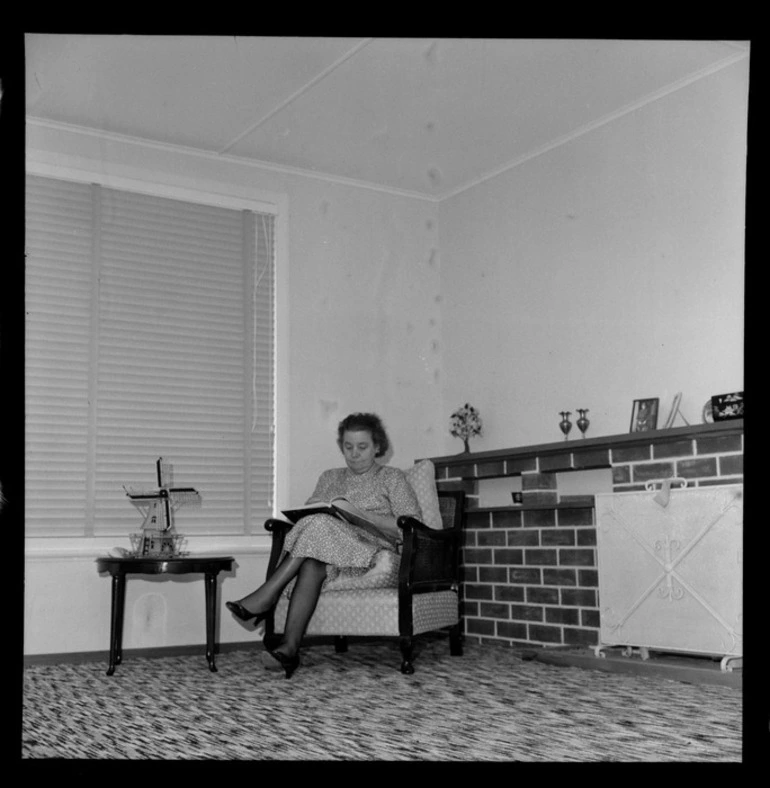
330, 498, 378, 529
280, 502, 339, 523
280, 498, 391, 544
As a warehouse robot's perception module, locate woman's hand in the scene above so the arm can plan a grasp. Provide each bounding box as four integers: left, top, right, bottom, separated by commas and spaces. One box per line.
362, 510, 400, 539
342, 500, 399, 540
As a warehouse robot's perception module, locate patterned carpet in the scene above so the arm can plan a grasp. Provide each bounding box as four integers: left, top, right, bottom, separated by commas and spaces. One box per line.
22, 637, 742, 761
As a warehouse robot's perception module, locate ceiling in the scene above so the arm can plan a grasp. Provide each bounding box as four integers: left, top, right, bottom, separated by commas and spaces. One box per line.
25, 35, 749, 199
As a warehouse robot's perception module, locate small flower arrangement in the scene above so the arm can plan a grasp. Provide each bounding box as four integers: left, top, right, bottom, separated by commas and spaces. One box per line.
450, 403, 483, 453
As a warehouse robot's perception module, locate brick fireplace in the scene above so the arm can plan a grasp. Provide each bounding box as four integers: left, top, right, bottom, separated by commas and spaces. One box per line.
426, 419, 744, 649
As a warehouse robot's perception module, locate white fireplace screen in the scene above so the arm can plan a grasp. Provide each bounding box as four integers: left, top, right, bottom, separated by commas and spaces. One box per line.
595, 482, 742, 666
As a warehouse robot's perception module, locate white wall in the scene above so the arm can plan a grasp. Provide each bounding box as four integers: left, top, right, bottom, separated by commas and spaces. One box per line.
438, 59, 747, 454
275, 177, 445, 502
25, 122, 447, 501
25, 122, 444, 655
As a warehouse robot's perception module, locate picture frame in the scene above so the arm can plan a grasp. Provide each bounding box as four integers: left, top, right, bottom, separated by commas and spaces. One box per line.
630, 398, 659, 432
711, 391, 743, 421
662, 392, 689, 429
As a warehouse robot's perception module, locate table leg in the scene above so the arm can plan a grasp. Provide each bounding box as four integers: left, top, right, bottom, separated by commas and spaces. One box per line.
204, 571, 218, 672
115, 572, 126, 666
107, 573, 126, 675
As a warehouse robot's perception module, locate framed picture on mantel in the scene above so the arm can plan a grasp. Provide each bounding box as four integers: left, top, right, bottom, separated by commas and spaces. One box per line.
630, 398, 659, 432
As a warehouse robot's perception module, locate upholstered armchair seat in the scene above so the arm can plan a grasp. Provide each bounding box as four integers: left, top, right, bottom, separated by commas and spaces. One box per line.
273, 586, 460, 638
264, 469, 465, 674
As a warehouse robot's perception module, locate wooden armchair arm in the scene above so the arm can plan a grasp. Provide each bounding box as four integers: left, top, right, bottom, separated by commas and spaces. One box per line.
263, 518, 294, 578
397, 515, 461, 592
264, 517, 294, 536
396, 514, 434, 536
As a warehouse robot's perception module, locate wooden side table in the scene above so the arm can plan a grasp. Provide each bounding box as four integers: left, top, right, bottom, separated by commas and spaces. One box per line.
95, 555, 234, 675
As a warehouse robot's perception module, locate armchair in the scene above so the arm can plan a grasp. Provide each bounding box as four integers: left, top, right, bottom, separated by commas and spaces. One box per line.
263, 467, 465, 674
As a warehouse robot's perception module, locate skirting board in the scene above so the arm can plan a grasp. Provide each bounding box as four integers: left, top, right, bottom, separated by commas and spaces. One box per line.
23, 640, 264, 668
22, 634, 426, 668
524, 646, 742, 689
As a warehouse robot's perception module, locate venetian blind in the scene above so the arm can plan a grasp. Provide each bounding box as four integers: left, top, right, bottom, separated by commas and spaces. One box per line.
25, 174, 275, 538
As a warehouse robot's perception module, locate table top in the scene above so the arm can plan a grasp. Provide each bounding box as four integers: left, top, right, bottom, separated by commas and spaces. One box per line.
96, 555, 235, 575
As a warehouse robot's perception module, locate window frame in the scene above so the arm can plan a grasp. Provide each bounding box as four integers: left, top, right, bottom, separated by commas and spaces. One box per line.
25, 157, 288, 552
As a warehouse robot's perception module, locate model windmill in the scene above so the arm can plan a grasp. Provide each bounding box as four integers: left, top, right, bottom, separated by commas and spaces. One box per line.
124, 457, 201, 557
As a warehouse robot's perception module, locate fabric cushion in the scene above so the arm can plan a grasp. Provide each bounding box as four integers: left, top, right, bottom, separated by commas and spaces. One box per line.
322, 549, 400, 592
272, 587, 458, 636
404, 459, 442, 529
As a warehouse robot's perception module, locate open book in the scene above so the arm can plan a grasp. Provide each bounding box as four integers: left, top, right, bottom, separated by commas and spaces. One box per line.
281, 497, 386, 541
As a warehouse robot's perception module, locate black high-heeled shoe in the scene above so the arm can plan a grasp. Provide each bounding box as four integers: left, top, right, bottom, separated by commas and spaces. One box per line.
225, 601, 270, 626
261, 648, 300, 679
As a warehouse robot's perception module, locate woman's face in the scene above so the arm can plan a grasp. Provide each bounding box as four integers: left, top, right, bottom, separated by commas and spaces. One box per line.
341, 429, 378, 474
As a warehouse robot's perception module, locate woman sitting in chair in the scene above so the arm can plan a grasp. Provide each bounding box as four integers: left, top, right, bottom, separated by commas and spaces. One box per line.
226, 412, 421, 678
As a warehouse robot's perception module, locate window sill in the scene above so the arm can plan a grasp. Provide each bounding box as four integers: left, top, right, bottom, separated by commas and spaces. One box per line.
25, 534, 271, 560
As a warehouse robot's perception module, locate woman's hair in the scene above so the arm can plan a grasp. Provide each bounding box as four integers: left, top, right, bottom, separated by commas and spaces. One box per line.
337, 412, 390, 458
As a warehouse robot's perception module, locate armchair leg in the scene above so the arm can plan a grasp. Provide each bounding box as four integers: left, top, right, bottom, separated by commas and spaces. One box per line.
334, 636, 348, 653
449, 623, 463, 656
399, 636, 415, 674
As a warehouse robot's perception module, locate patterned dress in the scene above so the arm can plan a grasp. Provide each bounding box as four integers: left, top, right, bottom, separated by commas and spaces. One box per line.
282, 463, 421, 590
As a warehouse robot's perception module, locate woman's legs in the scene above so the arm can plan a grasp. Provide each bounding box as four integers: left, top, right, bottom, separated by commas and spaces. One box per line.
233, 554, 307, 614
271, 557, 327, 658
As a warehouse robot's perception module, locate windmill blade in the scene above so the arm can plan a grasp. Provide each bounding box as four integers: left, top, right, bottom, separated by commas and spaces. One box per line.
168, 487, 201, 502
157, 457, 174, 489
124, 489, 163, 501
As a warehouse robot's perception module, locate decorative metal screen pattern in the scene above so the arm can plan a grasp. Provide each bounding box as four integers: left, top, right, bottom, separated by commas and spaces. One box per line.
595, 483, 742, 666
